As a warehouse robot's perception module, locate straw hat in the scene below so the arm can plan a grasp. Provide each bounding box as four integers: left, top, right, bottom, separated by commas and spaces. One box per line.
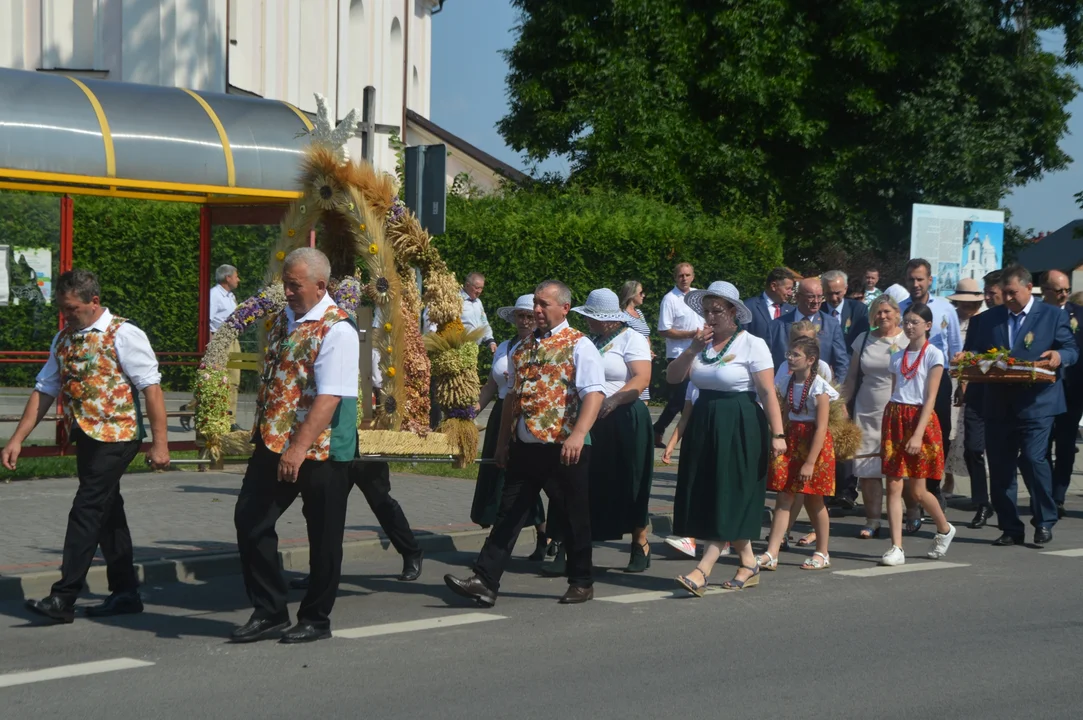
946, 278, 983, 302
571, 288, 634, 323
496, 294, 535, 323
684, 281, 752, 325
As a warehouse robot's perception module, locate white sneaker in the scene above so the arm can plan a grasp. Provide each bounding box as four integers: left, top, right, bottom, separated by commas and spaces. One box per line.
880, 545, 906, 566
664, 537, 697, 557
927, 523, 957, 559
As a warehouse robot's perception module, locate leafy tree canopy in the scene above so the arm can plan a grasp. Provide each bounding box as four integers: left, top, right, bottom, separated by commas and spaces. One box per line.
499, 0, 1082, 268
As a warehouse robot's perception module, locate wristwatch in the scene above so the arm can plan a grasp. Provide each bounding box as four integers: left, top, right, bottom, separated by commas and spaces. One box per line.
773, 433, 785, 439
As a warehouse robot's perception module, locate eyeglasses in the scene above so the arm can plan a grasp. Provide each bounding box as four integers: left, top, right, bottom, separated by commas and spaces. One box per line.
902, 319, 926, 327
800, 295, 825, 302
785, 351, 807, 360
703, 308, 730, 316
1046, 288, 1071, 295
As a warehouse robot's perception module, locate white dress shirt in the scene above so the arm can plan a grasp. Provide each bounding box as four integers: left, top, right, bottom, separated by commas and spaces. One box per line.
284, 293, 359, 398
209, 283, 237, 333
762, 292, 782, 320
515, 320, 606, 443
658, 286, 705, 359
898, 295, 962, 360
460, 289, 494, 344
36, 309, 162, 397
1008, 296, 1035, 347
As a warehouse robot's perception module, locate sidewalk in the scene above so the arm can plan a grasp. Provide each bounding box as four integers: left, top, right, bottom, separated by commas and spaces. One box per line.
0, 464, 680, 602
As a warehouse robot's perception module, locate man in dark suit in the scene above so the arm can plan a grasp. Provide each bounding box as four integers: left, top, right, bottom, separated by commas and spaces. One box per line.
966, 265, 1078, 547
821, 270, 870, 349
1041, 270, 1083, 518
742, 267, 796, 340
769, 277, 849, 382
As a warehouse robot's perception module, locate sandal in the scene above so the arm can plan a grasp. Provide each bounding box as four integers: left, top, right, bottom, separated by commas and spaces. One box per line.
780, 534, 793, 552
675, 568, 709, 597
721, 565, 760, 590
904, 516, 923, 536
756, 552, 778, 571
796, 532, 816, 547
858, 522, 881, 539
801, 551, 831, 570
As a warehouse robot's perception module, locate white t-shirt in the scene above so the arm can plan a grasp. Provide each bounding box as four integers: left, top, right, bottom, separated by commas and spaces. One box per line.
658, 287, 705, 359
209, 283, 236, 333
777, 359, 833, 383
597, 328, 652, 397
889, 343, 945, 405
774, 372, 838, 423
491, 339, 514, 400
283, 293, 359, 398
685, 332, 774, 401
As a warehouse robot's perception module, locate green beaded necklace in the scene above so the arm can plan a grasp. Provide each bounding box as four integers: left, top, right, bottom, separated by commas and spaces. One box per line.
699, 329, 743, 366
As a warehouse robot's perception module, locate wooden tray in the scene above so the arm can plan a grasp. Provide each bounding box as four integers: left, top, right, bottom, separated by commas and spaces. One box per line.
951, 360, 1056, 384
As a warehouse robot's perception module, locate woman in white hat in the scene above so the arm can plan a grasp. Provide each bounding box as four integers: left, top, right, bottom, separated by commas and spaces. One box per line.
668, 281, 787, 595
470, 294, 549, 562
571, 288, 655, 572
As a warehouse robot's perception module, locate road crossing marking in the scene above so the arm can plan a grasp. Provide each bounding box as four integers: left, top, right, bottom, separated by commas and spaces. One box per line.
333, 612, 505, 639
1039, 548, 1083, 557
833, 562, 969, 577
597, 590, 681, 604
0, 658, 154, 689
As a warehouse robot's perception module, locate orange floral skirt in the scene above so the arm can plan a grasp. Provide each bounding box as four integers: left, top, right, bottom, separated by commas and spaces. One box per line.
880, 401, 944, 480
768, 421, 835, 496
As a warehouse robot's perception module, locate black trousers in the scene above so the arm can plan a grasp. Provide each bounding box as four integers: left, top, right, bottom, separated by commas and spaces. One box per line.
926, 371, 953, 498
350, 461, 420, 557
474, 442, 593, 592
1050, 388, 1083, 505
234, 442, 351, 627
51, 427, 141, 602
962, 403, 989, 506
653, 359, 689, 436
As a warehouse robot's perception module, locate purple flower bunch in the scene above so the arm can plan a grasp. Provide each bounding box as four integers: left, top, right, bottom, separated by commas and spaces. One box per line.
445, 406, 478, 421
333, 277, 363, 315
226, 287, 284, 334
386, 196, 407, 225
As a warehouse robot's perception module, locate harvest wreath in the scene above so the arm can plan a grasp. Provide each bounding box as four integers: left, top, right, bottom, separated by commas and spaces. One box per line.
193, 93, 479, 466
950, 348, 1056, 384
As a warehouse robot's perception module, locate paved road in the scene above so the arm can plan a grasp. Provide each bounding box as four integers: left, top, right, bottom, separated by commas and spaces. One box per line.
2, 503, 1083, 719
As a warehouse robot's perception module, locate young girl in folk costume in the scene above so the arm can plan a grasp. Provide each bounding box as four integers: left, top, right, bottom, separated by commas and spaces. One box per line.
758, 337, 837, 570
879, 303, 956, 566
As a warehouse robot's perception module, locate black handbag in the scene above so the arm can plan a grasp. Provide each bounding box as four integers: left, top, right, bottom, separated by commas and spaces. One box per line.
845, 330, 873, 417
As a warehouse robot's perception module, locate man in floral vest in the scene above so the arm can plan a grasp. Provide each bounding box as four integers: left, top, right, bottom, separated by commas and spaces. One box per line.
231, 248, 359, 644
2, 269, 170, 624
444, 280, 605, 606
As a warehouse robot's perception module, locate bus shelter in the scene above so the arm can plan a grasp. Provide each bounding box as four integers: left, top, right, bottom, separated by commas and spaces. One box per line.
0, 67, 315, 457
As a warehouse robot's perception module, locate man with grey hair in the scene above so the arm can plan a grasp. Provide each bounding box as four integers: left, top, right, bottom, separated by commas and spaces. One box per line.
209, 263, 242, 426
444, 279, 606, 606
821, 270, 869, 348
231, 247, 360, 644
461, 272, 496, 354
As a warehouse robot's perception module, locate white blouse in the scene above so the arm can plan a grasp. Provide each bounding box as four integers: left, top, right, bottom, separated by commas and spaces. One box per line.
685, 331, 774, 402
598, 329, 652, 398
774, 372, 838, 422
491, 340, 514, 400
889, 343, 945, 405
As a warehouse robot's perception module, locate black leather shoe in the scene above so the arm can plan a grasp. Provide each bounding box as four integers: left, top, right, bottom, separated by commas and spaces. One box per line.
84, 590, 143, 618
443, 574, 497, 607
559, 586, 594, 604
541, 546, 567, 577
527, 531, 549, 561
969, 504, 994, 529
280, 622, 332, 644
1034, 527, 1053, 546
399, 551, 423, 582
230, 615, 291, 643
25, 595, 75, 624
288, 575, 310, 590
992, 533, 1025, 547
1057, 503, 1066, 519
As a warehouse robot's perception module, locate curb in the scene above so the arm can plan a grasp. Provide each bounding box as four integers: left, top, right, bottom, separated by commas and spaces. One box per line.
0, 513, 676, 603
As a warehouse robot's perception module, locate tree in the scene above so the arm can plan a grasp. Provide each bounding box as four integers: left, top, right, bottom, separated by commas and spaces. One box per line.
499, 0, 1082, 269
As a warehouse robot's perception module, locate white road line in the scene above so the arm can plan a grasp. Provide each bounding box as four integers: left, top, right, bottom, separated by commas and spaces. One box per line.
1039, 548, 1083, 557
833, 562, 970, 577
333, 612, 505, 639
598, 590, 681, 604
0, 658, 154, 689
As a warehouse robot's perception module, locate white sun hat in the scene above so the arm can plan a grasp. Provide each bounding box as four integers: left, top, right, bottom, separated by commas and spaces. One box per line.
571, 288, 634, 323
884, 283, 909, 304
684, 281, 752, 325
497, 294, 535, 323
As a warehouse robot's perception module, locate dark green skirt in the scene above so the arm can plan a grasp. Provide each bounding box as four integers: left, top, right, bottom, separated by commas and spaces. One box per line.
589, 400, 654, 541
470, 397, 545, 528
673, 390, 768, 542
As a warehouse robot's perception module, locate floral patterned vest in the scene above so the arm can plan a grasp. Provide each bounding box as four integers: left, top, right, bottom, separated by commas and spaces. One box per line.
512, 326, 585, 443
54, 317, 144, 443
256, 304, 358, 462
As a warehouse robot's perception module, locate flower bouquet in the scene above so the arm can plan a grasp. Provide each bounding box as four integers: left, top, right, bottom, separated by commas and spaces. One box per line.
951, 348, 1056, 384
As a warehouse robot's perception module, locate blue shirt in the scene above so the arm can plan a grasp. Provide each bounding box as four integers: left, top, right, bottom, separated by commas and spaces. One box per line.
899, 295, 962, 360
459, 289, 493, 344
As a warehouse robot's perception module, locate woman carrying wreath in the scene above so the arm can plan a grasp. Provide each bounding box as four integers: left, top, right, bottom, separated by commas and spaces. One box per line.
571, 289, 654, 572
471, 294, 548, 561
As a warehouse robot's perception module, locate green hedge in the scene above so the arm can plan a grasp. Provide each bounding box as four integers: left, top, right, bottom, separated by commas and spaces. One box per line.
434, 187, 784, 396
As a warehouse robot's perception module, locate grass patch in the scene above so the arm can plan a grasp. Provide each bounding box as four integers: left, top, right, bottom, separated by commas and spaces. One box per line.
388, 461, 479, 480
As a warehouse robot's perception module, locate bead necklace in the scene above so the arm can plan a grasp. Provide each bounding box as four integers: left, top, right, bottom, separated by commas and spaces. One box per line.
900, 340, 929, 381
786, 368, 815, 413
592, 327, 627, 354
699, 329, 743, 366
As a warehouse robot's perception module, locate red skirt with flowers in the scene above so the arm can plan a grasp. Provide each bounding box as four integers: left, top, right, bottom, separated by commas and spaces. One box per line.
880, 401, 944, 480
768, 421, 835, 496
